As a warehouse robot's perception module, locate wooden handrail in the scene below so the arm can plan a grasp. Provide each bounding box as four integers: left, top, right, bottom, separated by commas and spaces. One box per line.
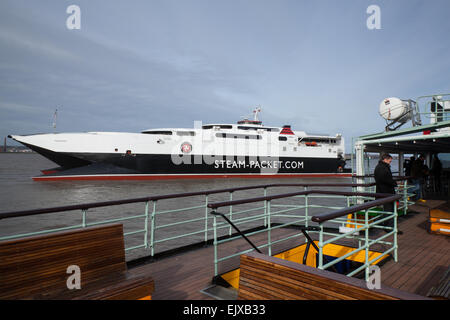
311, 194, 401, 223
207, 190, 398, 209
0, 178, 408, 221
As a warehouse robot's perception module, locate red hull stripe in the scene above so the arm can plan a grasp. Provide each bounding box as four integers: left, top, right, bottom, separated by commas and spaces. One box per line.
41, 170, 60, 175
33, 173, 352, 181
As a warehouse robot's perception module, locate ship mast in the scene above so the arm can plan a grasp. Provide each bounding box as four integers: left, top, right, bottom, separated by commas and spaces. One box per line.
52, 108, 58, 133
237, 106, 263, 125
253, 106, 261, 122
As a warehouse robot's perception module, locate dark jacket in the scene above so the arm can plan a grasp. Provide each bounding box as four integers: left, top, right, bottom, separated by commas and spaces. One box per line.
374, 161, 396, 194
410, 159, 427, 179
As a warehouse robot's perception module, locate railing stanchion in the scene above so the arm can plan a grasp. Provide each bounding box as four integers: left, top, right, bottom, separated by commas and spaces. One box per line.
144, 201, 149, 249
318, 224, 323, 270
229, 192, 233, 236
403, 180, 408, 214
263, 187, 267, 227
81, 209, 87, 228
394, 201, 398, 262
150, 201, 156, 257
267, 200, 272, 256
304, 187, 309, 244
364, 208, 369, 281
213, 214, 218, 277
204, 195, 209, 243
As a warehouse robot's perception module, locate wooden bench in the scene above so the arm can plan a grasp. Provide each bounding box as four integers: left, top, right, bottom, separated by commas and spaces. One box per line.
429, 202, 450, 235
0, 223, 154, 300
238, 252, 429, 300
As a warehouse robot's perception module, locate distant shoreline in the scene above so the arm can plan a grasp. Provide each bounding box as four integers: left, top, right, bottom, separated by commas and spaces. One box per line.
0, 146, 34, 153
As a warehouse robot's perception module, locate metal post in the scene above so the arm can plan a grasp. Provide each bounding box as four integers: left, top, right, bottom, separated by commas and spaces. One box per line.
364, 209, 369, 281
366, 152, 370, 178
213, 215, 218, 276
228, 192, 233, 236
399, 152, 404, 176
318, 224, 324, 269
150, 201, 156, 257
81, 209, 87, 227
394, 201, 398, 262
304, 187, 308, 244
403, 180, 408, 214
144, 201, 149, 249
267, 200, 272, 256
355, 142, 366, 203
204, 195, 209, 243
263, 187, 267, 227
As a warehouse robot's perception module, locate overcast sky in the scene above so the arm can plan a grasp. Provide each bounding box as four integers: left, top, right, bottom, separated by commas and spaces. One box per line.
1, 0, 449, 152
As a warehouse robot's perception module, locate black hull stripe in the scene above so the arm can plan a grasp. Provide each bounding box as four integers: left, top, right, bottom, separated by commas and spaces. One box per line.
44, 153, 343, 175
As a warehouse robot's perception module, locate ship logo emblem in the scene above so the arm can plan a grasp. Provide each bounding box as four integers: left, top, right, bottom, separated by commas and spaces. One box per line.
181, 142, 192, 153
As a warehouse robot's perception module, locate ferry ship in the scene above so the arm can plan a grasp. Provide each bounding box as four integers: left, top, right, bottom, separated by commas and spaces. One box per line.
9, 108, 348, 180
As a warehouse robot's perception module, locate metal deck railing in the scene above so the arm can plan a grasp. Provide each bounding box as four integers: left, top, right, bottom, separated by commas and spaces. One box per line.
0, 179, 414, 279
208, 190, 403, 277
208, 187, 407, 281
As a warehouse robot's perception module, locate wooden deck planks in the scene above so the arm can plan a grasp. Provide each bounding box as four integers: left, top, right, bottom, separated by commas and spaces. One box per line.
130, 227, 303, 300
380, 203, 450, 296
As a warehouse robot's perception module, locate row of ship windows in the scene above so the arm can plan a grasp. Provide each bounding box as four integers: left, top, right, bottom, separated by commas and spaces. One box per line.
283, 147, 337, 152
143, 127, 279, 136
143, 131, 337, 144
201, 125, 280, 132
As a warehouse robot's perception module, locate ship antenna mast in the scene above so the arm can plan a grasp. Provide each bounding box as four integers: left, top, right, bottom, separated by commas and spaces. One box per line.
253, 106, 261, 122
52, 108, 58, 133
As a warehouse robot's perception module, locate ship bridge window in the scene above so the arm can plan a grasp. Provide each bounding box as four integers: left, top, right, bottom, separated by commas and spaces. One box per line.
278, 136, 287, 141
142, 131, 173, 135
176, 131, 196, 136
238, 126, 279, 132
216, 133, 262, 140
300, 137, 333, 143
202, 125, 233, 129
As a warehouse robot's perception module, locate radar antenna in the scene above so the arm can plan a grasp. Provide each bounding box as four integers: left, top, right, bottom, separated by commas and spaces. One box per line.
52, 108, 58, 132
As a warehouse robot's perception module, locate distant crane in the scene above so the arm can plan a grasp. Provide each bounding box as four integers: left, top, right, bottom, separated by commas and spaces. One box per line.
52, 108, 58, 132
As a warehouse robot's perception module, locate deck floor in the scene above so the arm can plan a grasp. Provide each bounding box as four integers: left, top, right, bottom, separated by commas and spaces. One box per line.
380, 200, 450, 296
129, 201, 450, 300
130, 227, 303, 300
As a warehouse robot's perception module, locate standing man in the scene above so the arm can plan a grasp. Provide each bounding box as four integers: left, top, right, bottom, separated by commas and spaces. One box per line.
374, 153, 402, 234
410, 154, 428, 200
404, 156, 415, 177
430, 153, 442, 193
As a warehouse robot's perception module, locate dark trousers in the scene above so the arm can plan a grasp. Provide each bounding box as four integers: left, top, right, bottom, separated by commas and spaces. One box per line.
382, 201, 395, 228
